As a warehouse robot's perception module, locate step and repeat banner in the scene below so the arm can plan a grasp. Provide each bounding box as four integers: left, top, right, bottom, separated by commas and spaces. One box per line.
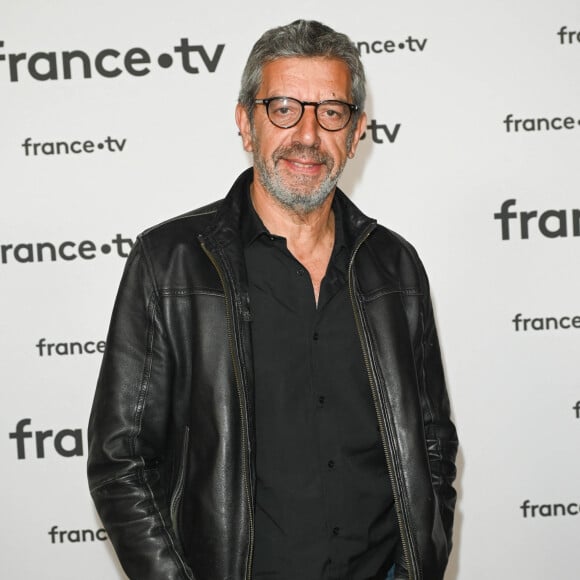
1, 1, 578, 578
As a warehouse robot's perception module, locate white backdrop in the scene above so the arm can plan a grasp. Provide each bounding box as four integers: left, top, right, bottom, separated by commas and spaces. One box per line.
1, 1, 579, 578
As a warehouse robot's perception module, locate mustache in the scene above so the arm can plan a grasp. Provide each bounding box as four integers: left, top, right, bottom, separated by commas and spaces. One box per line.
273, 144, 330, 165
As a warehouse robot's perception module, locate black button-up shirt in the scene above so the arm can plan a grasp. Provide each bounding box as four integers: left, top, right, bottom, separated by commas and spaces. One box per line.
243, 192, 399, 580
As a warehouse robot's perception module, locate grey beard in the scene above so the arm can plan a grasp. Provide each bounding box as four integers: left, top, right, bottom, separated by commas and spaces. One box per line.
253, 144, 345, 214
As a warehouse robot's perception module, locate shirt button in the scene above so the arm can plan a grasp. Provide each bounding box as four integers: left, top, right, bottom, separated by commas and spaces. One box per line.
318, 395, 326, 405
297, 268, 305, 276
313, 332, 319, 341
328, 459, 335, 468
332, 526, 340, 536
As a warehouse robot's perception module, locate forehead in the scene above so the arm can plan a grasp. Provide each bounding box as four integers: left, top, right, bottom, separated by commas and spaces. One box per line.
259, 57, 352, 100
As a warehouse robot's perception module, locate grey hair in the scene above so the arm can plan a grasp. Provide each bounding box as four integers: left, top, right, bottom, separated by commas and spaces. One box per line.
239, 20, 366, 121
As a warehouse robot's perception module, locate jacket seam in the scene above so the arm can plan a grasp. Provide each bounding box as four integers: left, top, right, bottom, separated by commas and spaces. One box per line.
89, 468, 157, 494
159, 288, 225, 298
361, 286, 422, 303
140, 205, 220, 238
130, 236, 161, 459
129, 288, 158, 460
418, 304, 435, 430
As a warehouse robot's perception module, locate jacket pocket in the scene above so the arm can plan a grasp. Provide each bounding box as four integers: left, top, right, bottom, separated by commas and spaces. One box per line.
170, 426, 190, 544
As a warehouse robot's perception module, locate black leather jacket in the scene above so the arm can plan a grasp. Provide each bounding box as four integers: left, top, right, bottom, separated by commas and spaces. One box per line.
88, 169, 457, 580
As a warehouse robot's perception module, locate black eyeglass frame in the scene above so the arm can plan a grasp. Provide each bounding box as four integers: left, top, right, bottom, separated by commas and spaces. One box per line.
254, 96, 359, 132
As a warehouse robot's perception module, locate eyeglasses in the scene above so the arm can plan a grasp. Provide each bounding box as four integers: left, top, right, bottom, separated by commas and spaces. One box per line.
254, 96, 358, 132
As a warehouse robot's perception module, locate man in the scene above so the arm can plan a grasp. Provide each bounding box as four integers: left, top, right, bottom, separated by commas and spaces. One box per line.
88, 19, 457, 580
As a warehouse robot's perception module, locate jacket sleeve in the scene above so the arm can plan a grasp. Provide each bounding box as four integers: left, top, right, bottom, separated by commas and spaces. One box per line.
394, 251, 458, 580
87, 238, 193, 580
417, 270, 458, 552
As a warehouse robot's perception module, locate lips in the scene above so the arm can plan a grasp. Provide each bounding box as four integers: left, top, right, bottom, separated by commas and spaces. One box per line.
280, 158, 325, 176
274, 144, 328, 167
286, 158, 323, 168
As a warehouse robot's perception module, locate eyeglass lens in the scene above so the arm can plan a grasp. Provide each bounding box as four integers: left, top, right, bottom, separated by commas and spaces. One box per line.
266, 97, 352, 130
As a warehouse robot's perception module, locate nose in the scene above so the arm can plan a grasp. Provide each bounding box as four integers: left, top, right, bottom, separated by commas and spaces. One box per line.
291, 105, 321, 147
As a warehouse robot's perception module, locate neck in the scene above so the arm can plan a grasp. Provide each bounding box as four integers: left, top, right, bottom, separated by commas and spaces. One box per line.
250, 182, 336, 253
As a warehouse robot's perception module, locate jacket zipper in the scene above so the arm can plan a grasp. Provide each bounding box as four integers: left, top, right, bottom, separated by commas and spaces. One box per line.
201, 241, 255, 580
346, 224, 417, 580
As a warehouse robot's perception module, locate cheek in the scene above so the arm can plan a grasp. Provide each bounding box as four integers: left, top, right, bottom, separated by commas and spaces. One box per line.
262, 138, 295, 162
254, 126, 281, 155
327, 139, 350, 164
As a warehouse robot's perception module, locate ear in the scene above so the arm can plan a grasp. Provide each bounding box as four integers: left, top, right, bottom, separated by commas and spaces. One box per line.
235, 103, 253, 152
347, 111, 367, 159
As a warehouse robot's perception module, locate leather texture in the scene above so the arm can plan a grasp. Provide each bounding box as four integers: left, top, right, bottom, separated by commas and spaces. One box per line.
87, 168, 458, 580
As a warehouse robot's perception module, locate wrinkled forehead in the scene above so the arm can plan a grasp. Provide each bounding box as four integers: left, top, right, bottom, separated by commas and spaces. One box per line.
258, 57, 353, 101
